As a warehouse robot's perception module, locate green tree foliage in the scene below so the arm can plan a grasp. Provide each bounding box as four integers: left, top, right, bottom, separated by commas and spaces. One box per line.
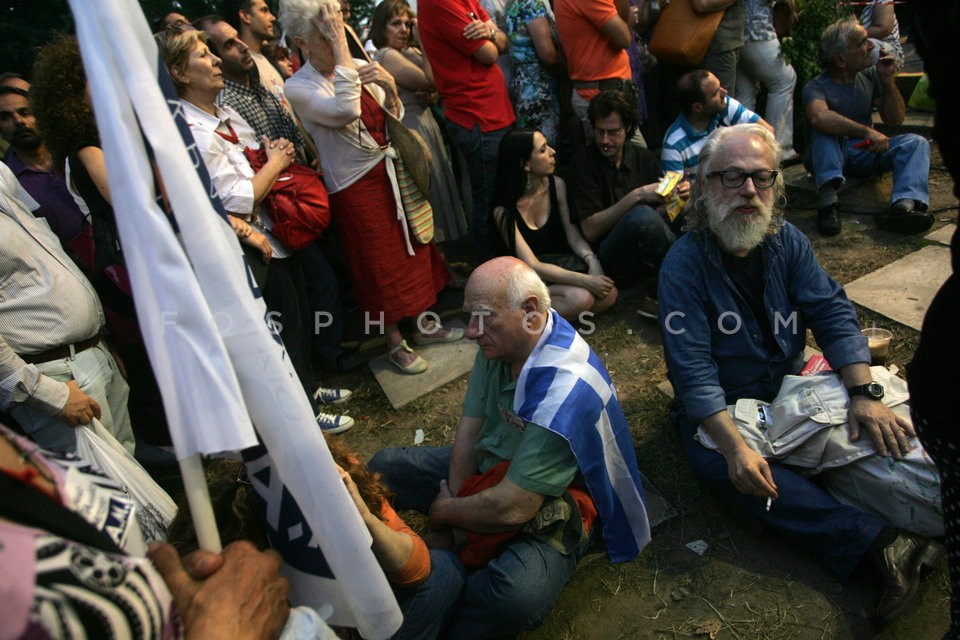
0, 0, 222, 77
347, 0, 376, 30
0, 0, 73, 76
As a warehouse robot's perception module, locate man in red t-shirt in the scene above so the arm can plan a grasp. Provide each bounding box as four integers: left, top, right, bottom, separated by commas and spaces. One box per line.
417, 0, 515, 262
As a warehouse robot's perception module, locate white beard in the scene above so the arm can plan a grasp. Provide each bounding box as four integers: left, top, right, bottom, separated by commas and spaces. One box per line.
708, 197, 773, 254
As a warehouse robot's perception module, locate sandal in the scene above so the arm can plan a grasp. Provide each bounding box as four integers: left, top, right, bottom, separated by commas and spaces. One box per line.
388, 340, 428, 374
413, 323, 465, 346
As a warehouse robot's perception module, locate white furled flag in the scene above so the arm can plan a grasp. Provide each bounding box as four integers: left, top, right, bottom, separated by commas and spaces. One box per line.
69, 1, 402, 636
515, 311, 651, 562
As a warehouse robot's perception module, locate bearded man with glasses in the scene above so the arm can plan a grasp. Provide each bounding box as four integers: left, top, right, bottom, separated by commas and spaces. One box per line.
658, 123, 944, 626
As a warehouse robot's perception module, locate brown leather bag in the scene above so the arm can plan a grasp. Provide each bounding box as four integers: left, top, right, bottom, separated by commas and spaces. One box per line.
648, 0, 726, 66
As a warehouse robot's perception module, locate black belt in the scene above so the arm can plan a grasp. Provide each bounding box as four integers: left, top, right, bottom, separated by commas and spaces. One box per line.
20, 334, 101, 364
573, 78, 632, 91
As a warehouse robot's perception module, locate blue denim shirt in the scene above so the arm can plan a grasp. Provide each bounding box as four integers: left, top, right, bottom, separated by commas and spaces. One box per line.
658, 222, 870, 424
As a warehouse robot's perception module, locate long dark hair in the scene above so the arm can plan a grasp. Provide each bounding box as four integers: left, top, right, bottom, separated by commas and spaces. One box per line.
491, 129, 539, 255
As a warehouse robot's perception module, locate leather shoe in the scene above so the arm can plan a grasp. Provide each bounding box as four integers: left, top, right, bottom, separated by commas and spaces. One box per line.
876, 209, 935, 235
816, 204, 842, 236
870, 530, 944, 625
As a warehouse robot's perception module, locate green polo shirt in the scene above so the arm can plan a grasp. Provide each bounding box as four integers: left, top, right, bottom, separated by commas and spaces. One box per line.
462, 351, 578, 497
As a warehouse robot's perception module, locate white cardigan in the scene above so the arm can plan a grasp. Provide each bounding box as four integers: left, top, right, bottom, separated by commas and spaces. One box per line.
285, 60, 413, 253
285, 59, 404, 194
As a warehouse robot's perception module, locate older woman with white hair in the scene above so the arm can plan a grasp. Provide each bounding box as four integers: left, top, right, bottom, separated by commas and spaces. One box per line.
281, 0, 462, 375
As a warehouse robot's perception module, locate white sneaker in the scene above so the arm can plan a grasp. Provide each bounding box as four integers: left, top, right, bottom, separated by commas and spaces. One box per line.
316, 412, 354, 434
313, 386, 352, 405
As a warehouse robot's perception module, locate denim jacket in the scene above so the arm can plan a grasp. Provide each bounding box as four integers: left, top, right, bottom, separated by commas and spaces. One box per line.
658, 222, 870, 424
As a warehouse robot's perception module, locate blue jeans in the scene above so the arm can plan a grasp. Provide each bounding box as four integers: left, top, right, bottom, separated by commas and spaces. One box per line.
678, 416, 885, 578
597, 205, 675, 288
807, 130, 930, 206
392, 549, 465, 640
369, 446, 589, 638
444, 122, 512, 263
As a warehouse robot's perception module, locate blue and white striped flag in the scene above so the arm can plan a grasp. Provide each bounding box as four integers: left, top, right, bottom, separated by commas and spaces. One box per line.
515, 311, 651, 562
70, 1, 402, 636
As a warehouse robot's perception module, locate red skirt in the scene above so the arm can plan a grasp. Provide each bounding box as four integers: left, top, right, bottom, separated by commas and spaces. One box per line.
329, 159, 450, 325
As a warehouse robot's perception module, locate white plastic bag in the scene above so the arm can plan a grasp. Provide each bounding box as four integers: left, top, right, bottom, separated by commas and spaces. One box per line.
75, 418, 177, 542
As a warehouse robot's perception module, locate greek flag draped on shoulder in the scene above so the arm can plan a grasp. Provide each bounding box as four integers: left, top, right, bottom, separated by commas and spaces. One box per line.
514, 311, 651, 562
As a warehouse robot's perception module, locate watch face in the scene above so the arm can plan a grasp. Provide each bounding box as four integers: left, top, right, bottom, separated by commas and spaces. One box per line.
849, 382, 885, 399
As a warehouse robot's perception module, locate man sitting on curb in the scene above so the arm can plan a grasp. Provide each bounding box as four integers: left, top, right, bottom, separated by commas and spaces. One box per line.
803, 17, 932, 237
369, 256, 650, 638
659, 123, 943, 625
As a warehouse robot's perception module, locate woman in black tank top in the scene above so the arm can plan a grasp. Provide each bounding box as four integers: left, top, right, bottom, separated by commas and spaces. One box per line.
491, 129, 618, 320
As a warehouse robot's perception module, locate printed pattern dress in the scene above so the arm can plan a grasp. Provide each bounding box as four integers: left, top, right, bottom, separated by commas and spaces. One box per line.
505, 0, 561, 146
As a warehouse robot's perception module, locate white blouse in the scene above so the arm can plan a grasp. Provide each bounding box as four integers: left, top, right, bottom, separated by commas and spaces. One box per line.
181, 100, 289, 258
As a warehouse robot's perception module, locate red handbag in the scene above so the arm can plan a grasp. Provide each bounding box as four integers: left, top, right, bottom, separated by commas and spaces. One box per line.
243, 147, 331, 252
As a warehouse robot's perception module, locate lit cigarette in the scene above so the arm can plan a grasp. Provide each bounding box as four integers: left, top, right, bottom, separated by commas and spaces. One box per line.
765, 497, 772, 511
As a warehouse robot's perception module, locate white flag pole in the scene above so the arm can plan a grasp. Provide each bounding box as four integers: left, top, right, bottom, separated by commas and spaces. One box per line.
179, 455, 222, 553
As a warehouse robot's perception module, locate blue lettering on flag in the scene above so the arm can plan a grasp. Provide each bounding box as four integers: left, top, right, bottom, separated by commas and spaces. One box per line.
242, 444, 335, 579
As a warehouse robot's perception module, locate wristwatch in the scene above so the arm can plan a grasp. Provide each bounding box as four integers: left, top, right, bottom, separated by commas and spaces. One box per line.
847, 381, 885, 400
488, 27, 496, 41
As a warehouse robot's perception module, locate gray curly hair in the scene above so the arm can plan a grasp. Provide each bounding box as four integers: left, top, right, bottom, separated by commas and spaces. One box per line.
279, 0, 341, 41
684, 123, 787, 233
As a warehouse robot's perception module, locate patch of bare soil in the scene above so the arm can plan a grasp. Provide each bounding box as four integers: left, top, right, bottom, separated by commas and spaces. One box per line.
331, 146, 957, 639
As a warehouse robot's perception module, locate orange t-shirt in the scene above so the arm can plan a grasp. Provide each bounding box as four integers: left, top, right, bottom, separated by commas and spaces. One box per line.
380, 499, 431, 587
555, 0, 631, 84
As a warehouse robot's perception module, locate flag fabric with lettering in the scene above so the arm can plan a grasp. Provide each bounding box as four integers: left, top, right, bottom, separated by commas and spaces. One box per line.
69, 1, 402, 636
514, 311, 651, 562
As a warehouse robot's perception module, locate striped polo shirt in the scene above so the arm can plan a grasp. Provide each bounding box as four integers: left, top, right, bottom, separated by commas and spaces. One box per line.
660, 96, 761, 176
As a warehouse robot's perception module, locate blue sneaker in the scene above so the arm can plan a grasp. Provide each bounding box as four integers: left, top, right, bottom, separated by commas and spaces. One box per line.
313, 386, 352, 405
316, 412, 354, 435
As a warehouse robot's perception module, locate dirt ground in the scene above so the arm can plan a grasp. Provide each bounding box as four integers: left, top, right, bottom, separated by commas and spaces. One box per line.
329, 144, 958, 640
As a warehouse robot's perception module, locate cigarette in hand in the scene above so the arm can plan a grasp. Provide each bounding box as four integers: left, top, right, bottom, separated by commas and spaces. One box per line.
765, 496, 772, 511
